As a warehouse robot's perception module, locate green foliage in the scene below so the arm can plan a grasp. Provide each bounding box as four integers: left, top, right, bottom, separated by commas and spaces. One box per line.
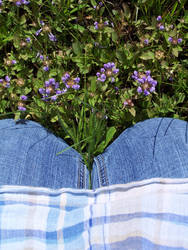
0, 0, 188, 171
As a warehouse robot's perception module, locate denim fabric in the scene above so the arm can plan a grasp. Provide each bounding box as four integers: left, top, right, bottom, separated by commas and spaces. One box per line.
0, 119, 89, 189
92, 117, 188, 189
1, 117, 188, 189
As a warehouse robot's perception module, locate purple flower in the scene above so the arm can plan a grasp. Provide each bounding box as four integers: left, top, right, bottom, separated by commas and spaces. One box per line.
54, 82, 59, 89
156, 16, 162, 21
15, 1, 21, 6
40, 21, 45, 26
72, 84, 80, 90
112, 68, 119, 74
62, 73, 70, 83
137, 86, 142, 93
0, 0, 2, 6
177, 38, 182, 44
26, 37, 31, 43
144, 39, 149, 45
20, 95, 28, 100
159, 25, 165, 30
5, 76, 10, 82
48, 32, 57, 42
18, 106, 26, 111
100, 68, 105, 73
94, 21, 98, 30
51, 95, 57, 101
111, 77, 115, 83
49, 78, 55, 84
45, 81, 50, 87
35, 28, 42, 36
104, 21, 109, 26
93, 5, 96, 9
99, 2, 103, 6
168, 37, 173, 42
39, 55, 44, 61
43, 66, 49, 71
144, 90, 150, 96
39, 88, 45, 94
98, 73, 106, 82
111, 22, 114, 28
11, 60, 16, 65
74, 77, 80, 84
145, 70, 151, 76
56, 90, 62, 94
132, 71, 139, 80
21, 0, 30, 4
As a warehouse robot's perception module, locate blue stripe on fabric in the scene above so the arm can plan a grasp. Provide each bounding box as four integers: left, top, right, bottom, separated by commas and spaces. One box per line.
63, 193, 88, 250
90, 236, 188, 250
46, 195, 60, 248
60, 212, 188, 237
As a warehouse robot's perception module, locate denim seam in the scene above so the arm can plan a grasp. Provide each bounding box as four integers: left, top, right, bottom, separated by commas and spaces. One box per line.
77, 159, 85, 189
95, 155, 109, 187
93, 157, 100, 188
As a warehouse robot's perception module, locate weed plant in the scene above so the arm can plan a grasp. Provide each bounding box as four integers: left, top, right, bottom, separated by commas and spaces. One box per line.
0, 0, 188, 181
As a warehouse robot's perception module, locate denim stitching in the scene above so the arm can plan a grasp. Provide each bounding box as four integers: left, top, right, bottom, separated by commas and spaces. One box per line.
186, 122, 188, 144
92, 158, 100, 189
96, 155, 109, 187
77, 159, 85, 189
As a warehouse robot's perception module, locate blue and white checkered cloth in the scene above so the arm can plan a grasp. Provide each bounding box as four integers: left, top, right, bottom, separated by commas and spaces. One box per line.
1, 177, 188, 249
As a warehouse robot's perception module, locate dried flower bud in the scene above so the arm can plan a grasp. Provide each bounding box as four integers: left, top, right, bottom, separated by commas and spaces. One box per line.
43, 25, 51, 32
16, 78, 24, 86
20, 41, 27, 47
96, 112, 103, 119
10, 93, 17, 99
18, 101, 25, 107
124, 99, 134, 107
155, 50, 164, 60
4, 59, 12, 66
67, 80, 74, 87
106, 69, 113, 77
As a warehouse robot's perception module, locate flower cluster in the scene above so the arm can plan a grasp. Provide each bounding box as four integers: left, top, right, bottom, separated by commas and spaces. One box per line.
156, 16, 165, 30
36, 53, 51, 71
18, 95, 28, 111
61, 73, 80, 90
168, 37, 182, 45
93, 1, 103, 9
14, 0, 30, 6
94, 20, 109, 30
39, 78, 67, 101
96, 62, 119, 83
35, 22, 57, 42
4, 58, 16, 66
132, 70, 157, 96
0, 76, 10, 88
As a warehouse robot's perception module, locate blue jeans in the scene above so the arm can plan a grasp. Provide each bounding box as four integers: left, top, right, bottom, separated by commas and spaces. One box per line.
0, 118, 188, 189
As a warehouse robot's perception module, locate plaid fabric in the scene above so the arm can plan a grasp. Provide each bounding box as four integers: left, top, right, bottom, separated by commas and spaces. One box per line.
0, 178, 188, 249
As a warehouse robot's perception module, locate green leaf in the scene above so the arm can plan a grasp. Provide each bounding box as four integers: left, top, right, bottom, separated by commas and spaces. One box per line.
129, 108, 136, 117
73, 24, 85, 33
72, 41, 83, 55
105, 127, 116, 147
50, 115, 58, 123
90, 0, 97, 6
140, 51, 154, 60
111, 31, 118, 42
172, 47, 179, 57
20, 15, 26, 25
